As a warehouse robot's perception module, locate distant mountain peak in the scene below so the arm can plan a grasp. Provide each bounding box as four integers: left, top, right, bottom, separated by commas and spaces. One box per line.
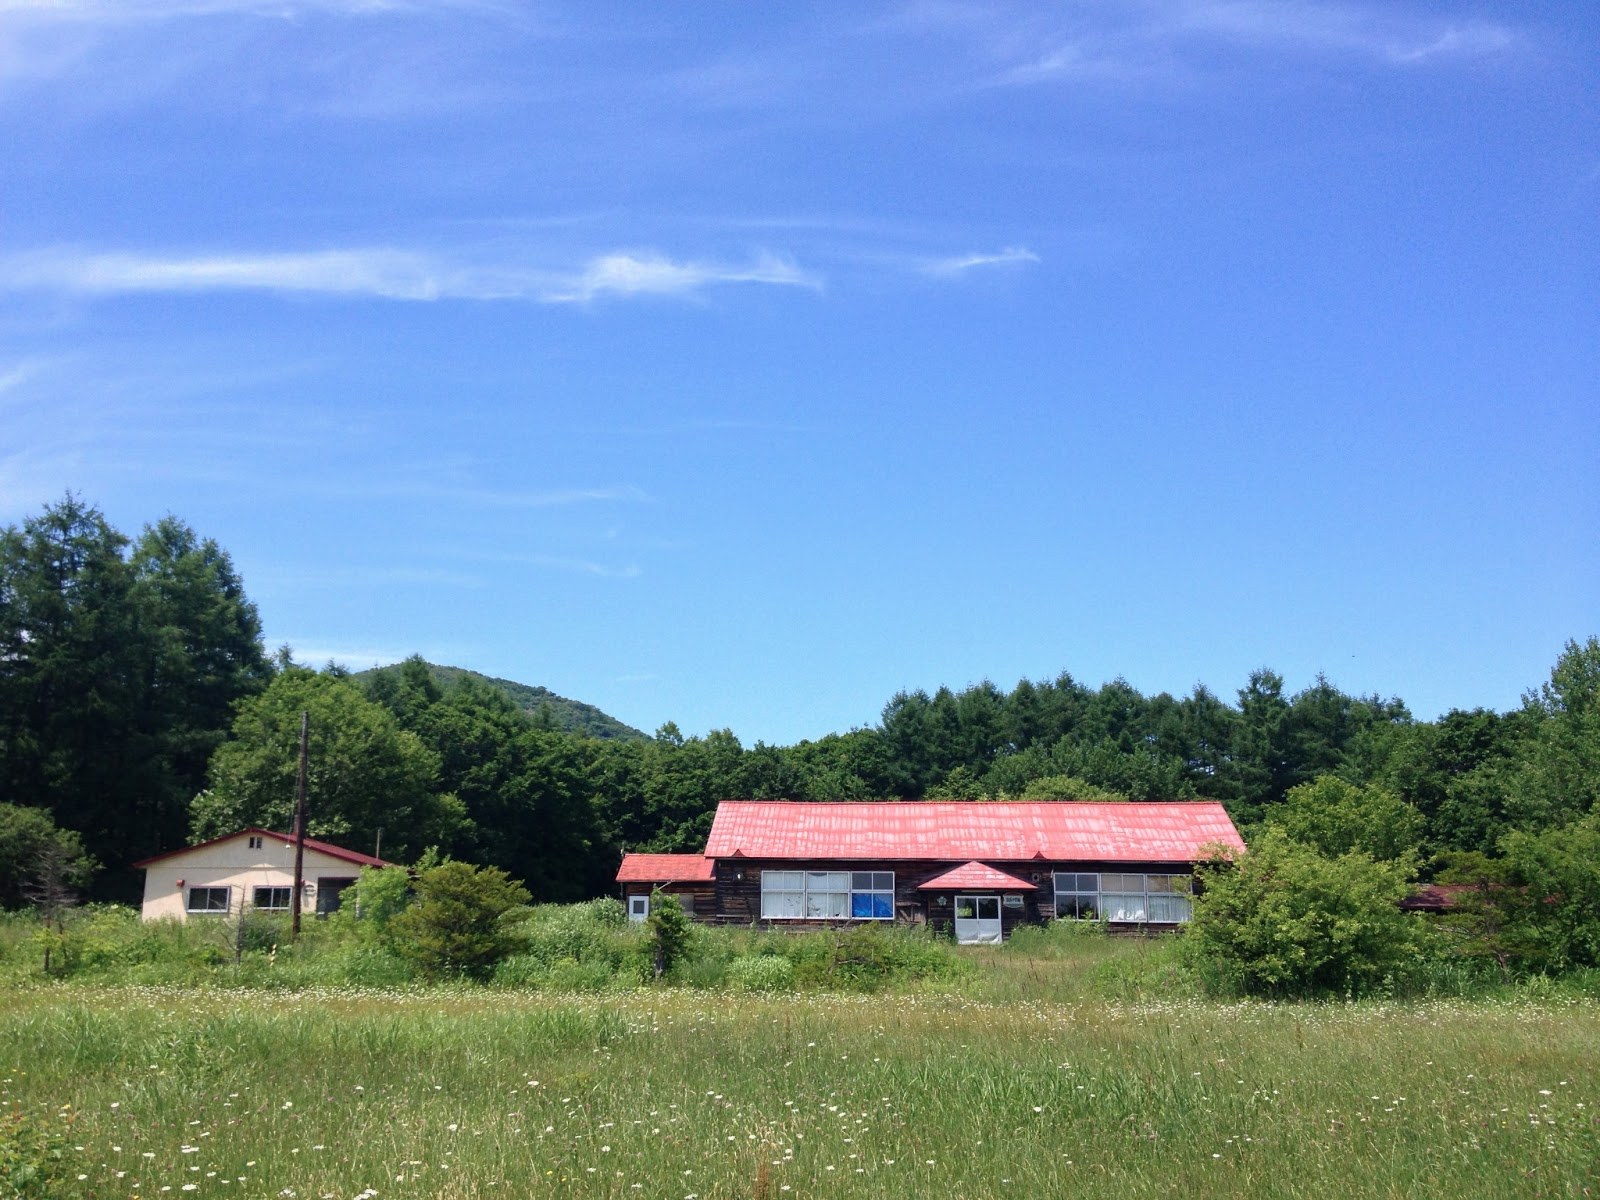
354, 661, 648, 742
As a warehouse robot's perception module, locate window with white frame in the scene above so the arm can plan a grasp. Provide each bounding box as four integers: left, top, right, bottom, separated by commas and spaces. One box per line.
253, 886, 292, 911
1052, 872, 1192, 922
850, 872, 894, 919
761, 870, 894, 920
1053, 873, 1100, 920
1144, 874, 1193, 922
247, 836, 263, 849
1100, 873, 1151, 921
187, 886, 231, 913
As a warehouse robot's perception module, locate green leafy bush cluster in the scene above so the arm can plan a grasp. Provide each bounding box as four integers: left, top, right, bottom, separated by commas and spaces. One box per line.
726, 954, 796, 992
494, 899, 653, 989
0, 1103, 74, 1199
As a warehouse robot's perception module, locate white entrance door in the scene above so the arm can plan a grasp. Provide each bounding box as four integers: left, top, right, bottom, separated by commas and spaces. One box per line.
953, 894, 1003, 944
627, 895, 650, 923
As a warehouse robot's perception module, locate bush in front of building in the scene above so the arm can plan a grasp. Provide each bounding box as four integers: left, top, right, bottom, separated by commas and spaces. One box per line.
726, 954, 796, 992
1183, 829, 1424, 998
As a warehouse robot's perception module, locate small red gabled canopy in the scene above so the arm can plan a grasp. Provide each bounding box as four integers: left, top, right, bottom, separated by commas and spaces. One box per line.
918, 861, 1036, 892
615, 853, 716, 884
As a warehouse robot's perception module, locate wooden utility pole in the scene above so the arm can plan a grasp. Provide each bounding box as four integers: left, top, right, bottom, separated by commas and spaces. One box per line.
290, 710, 310, 942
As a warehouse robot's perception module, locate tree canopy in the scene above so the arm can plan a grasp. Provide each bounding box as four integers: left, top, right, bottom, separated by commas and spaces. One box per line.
0, 497, 269, 898
2, 494, 1596, 937
193, 666, 463, 863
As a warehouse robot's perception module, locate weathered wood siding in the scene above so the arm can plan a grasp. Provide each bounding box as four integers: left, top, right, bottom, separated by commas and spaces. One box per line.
620, 881, 716, 916
705, 858, 1195, 935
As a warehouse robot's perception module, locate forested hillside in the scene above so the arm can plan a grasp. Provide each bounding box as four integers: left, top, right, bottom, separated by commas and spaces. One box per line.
354, 661, 647, 742
4, 497, 1598, 911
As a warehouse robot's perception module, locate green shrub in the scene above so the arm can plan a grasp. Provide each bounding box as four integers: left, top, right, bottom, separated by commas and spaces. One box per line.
1184, 829, 1423, 998
667, 955, 729, 989
0, 1102, 74, 1199
521, 901, 641, 970
727, 955, 796, 992
647, 894, 691, 977
391, 860, 531, 980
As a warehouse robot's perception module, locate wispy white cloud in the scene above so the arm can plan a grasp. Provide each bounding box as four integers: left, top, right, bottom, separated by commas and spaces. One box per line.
0, 0, 435, 20
434, 547, 645, 579
245, 564, 490, 590
333, 482, 654, 509
4, 247, 453, 299
0, 357, 47, 394
0, 246, 824, 304
921, 246, 1039, 277
1171, 2, 1519, 64
543, 251, 821, 303
1381, 22, 1516, 65
988, 0, 1523, 87
527, 555, 642, 580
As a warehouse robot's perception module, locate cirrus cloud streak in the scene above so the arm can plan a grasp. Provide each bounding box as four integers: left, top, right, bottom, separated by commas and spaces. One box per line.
0, 245, 823, 304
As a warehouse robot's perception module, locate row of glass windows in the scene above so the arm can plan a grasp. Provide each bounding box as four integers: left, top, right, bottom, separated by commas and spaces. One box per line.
760, 871, 895, 919
755, 870, 1194, 923
186, 886, 293, 913
1053, 872, 1193, 922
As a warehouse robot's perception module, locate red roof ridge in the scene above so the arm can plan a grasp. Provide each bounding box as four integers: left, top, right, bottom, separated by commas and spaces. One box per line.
133, 827, 396, 870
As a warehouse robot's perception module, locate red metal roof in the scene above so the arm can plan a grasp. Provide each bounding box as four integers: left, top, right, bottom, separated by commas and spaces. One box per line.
703, 801, 1244, 863
615, 853, 716, 883
132, 827, 395, 870
918, 861, 1036, 891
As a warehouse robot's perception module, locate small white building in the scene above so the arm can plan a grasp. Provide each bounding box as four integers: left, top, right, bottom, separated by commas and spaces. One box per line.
134, 828, 394, 922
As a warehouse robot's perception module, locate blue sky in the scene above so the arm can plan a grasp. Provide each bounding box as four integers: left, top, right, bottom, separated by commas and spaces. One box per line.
2, 1, 1595, 745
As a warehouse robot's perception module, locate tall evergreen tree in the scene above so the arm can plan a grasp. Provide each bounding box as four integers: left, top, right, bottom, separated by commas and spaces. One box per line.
0, 498, 266, 897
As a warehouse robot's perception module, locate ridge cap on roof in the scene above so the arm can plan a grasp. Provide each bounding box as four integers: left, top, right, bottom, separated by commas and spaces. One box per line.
132, 826, 394, 870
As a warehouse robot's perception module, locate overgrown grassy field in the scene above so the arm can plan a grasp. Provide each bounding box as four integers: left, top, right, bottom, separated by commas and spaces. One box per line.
4, 938, 1598, 1199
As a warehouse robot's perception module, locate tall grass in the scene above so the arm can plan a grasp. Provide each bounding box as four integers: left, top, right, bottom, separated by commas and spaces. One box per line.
2, 985, 1597, 1198
4, 905, 1599, 1196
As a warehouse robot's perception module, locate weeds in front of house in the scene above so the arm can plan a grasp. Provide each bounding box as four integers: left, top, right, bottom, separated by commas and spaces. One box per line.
0, 901, 980, 996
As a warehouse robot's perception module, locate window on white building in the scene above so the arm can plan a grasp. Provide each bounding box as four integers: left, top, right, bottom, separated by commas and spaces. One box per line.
253, 886, 292, 911
187, 886, 231, 913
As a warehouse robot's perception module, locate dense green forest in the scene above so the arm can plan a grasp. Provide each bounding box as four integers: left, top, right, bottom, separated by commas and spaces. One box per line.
353, 661, 648, 742
4, 497, 1598, 917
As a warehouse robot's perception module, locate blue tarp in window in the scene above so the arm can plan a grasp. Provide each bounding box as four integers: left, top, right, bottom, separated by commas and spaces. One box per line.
852, 891, 893, 919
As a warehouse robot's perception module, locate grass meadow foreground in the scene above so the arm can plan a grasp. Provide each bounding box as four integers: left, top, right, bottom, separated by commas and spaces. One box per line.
3, 949, 1599, 1200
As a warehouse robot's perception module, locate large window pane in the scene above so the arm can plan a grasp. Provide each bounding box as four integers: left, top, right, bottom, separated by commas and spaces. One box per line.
806, 889, 847, 918
762, 889, 804, 919
1102, 894, 1146, 921
253, 886, 291, 911
187, 886, 230, 913
1149, 894, 1193, 922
